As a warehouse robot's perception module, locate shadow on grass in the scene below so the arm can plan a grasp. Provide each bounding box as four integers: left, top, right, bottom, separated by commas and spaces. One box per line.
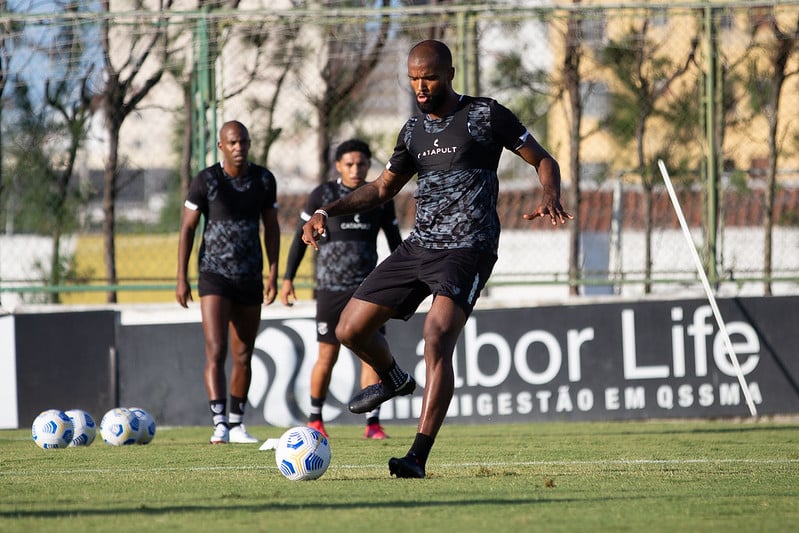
0, 494, 644, 518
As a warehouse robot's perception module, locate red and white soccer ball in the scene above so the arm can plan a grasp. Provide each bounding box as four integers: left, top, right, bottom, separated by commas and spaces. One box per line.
275, 426, 332, 481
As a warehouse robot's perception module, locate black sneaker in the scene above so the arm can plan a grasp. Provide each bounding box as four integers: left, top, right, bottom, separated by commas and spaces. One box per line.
348, 375, 416, 414
389, 453, 425, 479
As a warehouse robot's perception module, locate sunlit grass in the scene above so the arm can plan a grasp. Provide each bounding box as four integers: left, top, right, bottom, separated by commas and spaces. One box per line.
1, 420, 798, 532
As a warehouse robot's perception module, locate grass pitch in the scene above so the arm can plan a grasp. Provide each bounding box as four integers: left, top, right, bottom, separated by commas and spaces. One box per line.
1, 420, 798, 532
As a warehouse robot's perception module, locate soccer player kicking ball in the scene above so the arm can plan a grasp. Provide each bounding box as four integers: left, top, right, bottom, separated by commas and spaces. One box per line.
302, 40, 572, 478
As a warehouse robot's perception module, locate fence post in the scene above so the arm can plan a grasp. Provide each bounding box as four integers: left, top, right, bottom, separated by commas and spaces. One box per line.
703, 3, 720, 285
192, 11, 214, 175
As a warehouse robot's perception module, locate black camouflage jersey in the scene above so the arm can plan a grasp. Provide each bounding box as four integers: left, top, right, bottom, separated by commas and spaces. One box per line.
284, 179, 402, 292
386, 95, 527, 254
185, 162, 278, 281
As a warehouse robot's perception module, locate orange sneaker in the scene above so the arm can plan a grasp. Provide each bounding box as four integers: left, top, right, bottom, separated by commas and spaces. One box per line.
307, 420, 329, 438
364, 422, 388, 440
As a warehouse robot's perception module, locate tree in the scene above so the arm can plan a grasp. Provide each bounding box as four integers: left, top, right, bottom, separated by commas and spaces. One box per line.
168, 2, 301, 202
39, 5, 97, 302
0, 0, 20, 237
302, 1, 391, 183
7, 71, 94, 302
562, 5, 587, 295
488, 4, 593, 295
1, 1, 96, 303
97, 0, 173, 302
746, 10, 799, 295
601, 13, 698, 293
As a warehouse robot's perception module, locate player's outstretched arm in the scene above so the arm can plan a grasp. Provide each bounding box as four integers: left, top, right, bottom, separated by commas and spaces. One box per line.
515, 136, 573, 226
301, 168, 411, 249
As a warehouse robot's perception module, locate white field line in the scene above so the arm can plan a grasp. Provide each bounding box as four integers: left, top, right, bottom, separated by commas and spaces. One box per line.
3, 457, 798, 476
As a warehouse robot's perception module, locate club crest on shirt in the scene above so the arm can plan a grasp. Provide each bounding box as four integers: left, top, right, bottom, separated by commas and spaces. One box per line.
317, 322, 329, 336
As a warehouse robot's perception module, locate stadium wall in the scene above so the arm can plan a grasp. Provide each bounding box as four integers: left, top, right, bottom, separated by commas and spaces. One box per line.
2, 295, 798, 430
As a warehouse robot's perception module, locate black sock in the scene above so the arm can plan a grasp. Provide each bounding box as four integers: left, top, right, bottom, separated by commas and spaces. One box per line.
408, 433, 435, 465
377, 359, 409, 391
309, 396, 324, 423
229, 395, 246, 428
209, 400, 227, 428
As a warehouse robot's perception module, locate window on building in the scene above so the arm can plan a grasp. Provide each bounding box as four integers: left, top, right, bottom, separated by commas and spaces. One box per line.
579, 10, 607, 48
581, 81, 610, 120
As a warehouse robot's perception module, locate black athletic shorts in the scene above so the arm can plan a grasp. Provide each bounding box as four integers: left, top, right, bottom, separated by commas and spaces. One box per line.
198, 272, 264, 306
315, 288, 386, 343
353, 240, 497, 320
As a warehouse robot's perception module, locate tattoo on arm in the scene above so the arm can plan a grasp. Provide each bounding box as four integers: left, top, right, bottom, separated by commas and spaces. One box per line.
328, 182, 382, 216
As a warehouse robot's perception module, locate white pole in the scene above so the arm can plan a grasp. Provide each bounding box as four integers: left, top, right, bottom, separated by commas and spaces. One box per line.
657, 160, 758, 418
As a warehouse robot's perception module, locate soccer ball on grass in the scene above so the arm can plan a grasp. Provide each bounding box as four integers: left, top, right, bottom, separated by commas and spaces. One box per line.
31, 409, 74, 449
275, 426, 331, 481
65, 408, 97, 447
129, 407, 156, 444
100, 407, 140, 446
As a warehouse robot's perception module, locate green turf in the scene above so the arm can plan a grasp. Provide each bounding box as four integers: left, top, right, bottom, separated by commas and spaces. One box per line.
2, 420, 798, 532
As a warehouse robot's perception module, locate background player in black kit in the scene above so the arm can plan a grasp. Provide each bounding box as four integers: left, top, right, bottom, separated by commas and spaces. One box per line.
281, 139, 402, 440
176, 120, 280, 445
302, 40, 572, 477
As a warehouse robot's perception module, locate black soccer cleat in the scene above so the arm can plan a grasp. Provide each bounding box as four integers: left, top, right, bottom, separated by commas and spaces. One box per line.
389, 453, 426, 479
348, 375, 416, 414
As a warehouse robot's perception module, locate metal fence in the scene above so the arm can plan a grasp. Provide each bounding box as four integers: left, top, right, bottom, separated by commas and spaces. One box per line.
1, 1, 798, 307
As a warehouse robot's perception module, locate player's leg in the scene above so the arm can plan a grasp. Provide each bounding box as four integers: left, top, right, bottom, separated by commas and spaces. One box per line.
308, 289, 351, 437
388, 246, 494, 477
337, 298, 416, 413
389, 295, 466, 478
200, 294, 232, 443
360, 361, 388, 439
226, 302, 262, 443
308, 341, 340, 438
340, 244, 429, 415
335, 297, 395, 371
417, 295, 466, 438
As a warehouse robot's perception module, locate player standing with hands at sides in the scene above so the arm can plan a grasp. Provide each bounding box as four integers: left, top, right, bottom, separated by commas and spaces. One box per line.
280, 139, 403, 440
176, 120, 280, 445
302, 40, 572, 477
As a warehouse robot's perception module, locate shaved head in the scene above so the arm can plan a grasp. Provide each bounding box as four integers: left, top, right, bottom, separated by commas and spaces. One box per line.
219, 120, 249, 141
408, 40, 452, 70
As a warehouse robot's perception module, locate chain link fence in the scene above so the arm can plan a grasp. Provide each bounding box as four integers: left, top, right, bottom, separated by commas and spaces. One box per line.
1, 1, 798, 307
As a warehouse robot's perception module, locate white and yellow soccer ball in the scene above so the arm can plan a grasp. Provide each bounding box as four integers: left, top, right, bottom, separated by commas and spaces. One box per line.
129, 407, 156, 444
31, 409, 74, 450
275, 426, 332, 481
65, 409, 97, 447
99, 407, 140, 446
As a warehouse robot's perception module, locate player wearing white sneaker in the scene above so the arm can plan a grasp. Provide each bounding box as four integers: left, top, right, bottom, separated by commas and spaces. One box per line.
230, 424, 259, 444
177, 121, 280, 445
210, 423, 229, 444
229, 424, 259, 444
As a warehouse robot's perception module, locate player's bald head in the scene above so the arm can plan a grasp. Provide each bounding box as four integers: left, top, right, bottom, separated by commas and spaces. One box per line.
219, 120, 249, 140
408, 40, 452, 70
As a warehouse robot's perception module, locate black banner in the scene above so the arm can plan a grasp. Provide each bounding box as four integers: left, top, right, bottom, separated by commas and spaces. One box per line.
13, 311, 116, 427
4, 296, 798, 429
